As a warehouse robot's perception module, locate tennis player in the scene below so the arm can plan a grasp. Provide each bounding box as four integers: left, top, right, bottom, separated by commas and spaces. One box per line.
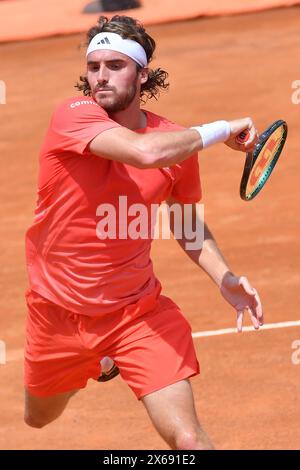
24, 15, 263, 450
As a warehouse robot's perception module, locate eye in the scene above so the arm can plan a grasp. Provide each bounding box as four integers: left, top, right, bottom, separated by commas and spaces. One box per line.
109, 64, 121, 70
90, 65, 99, 72
108, 62, 125, 70
87, 63, 100, 72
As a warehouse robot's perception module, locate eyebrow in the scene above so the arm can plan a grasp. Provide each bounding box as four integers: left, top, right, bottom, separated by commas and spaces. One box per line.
87, 59, 126, 65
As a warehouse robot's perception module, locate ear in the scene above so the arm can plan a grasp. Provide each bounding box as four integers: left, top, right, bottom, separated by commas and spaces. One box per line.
140, 68, 149, 84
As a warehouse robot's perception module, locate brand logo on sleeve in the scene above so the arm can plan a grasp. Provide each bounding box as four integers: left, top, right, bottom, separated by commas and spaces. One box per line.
70, 100, 98, 109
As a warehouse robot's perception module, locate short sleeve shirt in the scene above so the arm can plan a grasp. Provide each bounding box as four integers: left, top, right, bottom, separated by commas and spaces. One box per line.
25, 97, 202, 316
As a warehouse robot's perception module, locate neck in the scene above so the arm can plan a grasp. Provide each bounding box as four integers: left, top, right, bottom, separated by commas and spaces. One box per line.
109, 95, 147, 130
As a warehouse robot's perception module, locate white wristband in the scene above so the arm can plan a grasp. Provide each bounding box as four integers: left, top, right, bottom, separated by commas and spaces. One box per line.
191, 121, 231, 149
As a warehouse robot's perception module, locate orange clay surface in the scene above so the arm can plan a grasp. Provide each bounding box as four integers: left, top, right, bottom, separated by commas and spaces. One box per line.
0, 7, 300, 450
1, 0, 300, 42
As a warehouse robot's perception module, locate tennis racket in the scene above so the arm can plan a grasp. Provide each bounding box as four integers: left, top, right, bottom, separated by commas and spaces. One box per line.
237, 120, 288, 201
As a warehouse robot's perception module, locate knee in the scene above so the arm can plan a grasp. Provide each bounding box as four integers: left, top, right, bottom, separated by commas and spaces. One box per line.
174, 431, 199, 450
174, 430, 214, 451
24, 413, 51, 429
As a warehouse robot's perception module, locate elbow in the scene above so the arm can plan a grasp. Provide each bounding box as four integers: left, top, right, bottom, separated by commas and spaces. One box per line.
129, 136, 170, 169
131, 156, 153, 169
136, 154, 160, 169
137, 146, 170, 169
130, 145, 160, 169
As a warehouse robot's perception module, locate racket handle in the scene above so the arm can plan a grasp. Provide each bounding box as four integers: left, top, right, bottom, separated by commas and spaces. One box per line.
236, 129, 250, 144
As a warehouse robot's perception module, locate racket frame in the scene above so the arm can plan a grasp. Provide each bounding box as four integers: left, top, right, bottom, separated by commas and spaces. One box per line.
240, 120, 288, 201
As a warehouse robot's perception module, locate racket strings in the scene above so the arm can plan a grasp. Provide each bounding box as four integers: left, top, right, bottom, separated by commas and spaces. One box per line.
258, 126, 285, 161
245, 124, 286, 198
260, 136, 282, 158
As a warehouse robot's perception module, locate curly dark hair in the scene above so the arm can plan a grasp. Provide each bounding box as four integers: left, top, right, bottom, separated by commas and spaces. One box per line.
76, 15, 169, 103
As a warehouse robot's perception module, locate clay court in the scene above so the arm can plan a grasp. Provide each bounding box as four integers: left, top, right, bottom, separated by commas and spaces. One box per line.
0, 2, 300, 450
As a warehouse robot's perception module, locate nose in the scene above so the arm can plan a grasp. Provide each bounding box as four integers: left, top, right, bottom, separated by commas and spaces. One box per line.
96, 64, 109, 85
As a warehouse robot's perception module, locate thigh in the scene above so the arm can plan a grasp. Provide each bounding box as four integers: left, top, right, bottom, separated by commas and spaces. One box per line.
24, 388, 78, 426
141, 379, 213, 450
113, 295, 200, 399
24, 290, 102, 397
141, 379, 198, 434
25, 388, 77, 416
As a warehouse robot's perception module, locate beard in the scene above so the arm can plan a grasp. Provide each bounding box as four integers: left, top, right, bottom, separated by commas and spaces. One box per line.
92, 78, 138, 113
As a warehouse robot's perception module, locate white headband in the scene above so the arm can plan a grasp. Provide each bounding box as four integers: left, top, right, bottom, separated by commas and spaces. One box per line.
86, 32, 148, 68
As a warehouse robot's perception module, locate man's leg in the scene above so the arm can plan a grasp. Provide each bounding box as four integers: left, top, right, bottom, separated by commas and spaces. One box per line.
24, 388, 78, 429
141, 379, 214, 450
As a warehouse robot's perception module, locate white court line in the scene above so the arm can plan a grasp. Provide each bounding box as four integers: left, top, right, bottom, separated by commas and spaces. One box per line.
3, 320, 300, 363
192, 320, 300, 338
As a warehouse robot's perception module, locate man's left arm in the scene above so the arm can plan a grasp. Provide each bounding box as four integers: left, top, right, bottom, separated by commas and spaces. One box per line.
167, 197, 264, 332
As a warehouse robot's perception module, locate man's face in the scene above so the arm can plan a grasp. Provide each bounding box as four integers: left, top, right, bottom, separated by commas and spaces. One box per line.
86, 50, 142, 112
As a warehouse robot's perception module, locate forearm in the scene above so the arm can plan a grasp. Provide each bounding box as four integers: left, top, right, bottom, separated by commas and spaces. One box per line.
135, 129, 202, 168
143, 116, 258, 168
196, 225, 232, 287
173, 217, 232, 287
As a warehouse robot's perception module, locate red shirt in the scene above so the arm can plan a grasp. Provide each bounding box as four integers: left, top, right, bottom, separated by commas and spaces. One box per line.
25, 97, 202, 316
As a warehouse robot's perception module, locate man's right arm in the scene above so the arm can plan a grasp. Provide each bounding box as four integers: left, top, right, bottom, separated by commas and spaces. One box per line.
89, 126, 202, 169
89, 117, 258, 169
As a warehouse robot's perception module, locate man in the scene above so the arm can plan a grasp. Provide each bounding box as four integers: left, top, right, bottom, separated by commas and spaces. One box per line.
24, 15, 263, 450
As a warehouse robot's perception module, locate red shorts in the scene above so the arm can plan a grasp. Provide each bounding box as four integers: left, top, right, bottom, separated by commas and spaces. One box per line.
24, 286, 199, 399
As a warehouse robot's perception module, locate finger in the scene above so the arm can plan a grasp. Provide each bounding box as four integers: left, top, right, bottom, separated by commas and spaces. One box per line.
235, 133, 253, 151
237, 310, 244, 333
244, 129, 259, 150
249, 287, 263, 319
253, 292, 264, 324
244, 141, 256, 152
240, 278, 264, 325
248, 307, 260, 330
249, 128, 259, 143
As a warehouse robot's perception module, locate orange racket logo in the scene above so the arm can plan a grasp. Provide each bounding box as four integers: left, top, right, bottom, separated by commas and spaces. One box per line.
249, 138, 277, 187
246, 126, 284, 196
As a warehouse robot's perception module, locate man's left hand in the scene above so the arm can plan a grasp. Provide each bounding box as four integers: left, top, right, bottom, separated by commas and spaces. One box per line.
220, 273, 264, 332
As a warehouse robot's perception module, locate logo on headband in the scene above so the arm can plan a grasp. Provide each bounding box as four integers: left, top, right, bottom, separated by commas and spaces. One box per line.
97, 37, 111, 45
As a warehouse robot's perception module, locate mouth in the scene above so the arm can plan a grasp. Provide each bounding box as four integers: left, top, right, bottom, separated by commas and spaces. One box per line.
95, 89, 113, 93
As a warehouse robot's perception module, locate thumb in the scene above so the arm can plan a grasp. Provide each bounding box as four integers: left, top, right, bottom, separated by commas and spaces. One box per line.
238, 276, 256, 296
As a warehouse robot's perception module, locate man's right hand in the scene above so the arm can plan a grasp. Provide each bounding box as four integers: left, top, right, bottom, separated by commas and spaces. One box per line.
226, 117, 259, 153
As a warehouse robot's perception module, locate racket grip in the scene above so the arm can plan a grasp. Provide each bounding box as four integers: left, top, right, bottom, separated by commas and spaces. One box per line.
236, 129, 250, 144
